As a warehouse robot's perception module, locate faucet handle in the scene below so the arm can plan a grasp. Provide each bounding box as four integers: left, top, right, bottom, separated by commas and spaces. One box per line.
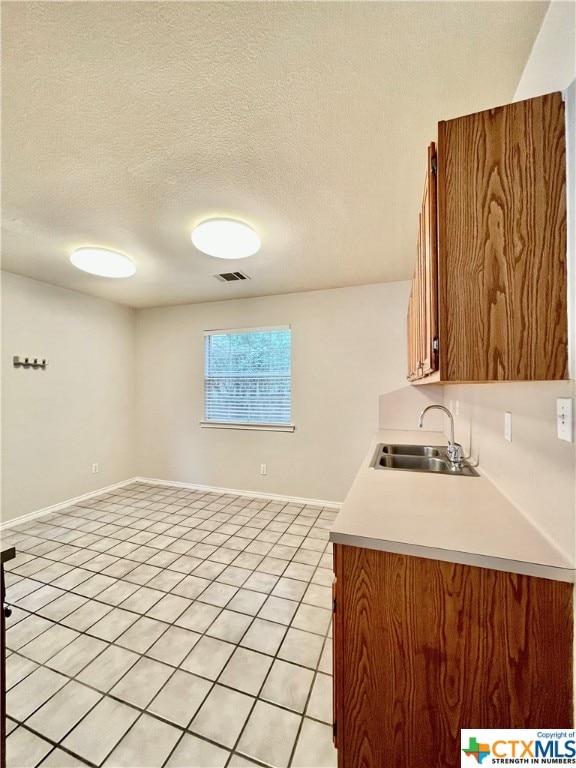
447, 442, 464, 465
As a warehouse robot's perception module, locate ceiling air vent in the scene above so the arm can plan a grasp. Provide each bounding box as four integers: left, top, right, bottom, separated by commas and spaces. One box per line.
214, 271, 251, 282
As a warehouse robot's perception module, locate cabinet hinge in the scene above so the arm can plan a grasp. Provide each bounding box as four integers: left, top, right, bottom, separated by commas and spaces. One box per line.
432, 337, 439, 353
332, 597, 337, 614
431, 155, 437, 175
333, 721, 338, 740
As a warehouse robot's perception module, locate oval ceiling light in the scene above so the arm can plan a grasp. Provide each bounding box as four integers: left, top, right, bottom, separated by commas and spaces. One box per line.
70, 247, 136, 278
191, 219, 261, 259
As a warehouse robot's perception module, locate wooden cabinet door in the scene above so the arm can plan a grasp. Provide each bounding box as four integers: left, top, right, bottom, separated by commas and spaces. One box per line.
407, 261, 422, 380
406, 281, 418, 380
437, 92, 567, 381
407, 144, 438, 381
334, 543, 573, 768
421, 143, 438, 375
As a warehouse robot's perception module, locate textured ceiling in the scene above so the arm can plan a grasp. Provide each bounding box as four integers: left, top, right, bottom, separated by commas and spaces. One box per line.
1, 1, 548, 308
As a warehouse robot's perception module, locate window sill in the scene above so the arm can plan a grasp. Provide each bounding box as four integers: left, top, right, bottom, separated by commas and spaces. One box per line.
200, 421, 295, 433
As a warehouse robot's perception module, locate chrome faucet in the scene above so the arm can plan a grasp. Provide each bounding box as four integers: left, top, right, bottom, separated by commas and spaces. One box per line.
418, 405, 464, 466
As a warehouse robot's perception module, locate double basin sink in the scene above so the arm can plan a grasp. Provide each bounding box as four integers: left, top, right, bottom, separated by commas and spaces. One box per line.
371, 443, 479, 477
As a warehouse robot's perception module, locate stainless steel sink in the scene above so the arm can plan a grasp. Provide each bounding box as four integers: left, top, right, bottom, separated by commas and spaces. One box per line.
380, 445, 441, 457
378, 455, 449, 471
371, 444, 479, 477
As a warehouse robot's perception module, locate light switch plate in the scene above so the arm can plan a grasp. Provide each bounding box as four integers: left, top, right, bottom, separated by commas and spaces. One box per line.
557, 398, 573, 442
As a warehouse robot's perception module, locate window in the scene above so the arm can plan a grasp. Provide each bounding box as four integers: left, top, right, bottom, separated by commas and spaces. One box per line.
202, 325, 293, 431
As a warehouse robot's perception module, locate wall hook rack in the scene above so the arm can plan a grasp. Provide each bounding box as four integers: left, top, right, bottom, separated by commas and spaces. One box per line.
13, 356, 48, 370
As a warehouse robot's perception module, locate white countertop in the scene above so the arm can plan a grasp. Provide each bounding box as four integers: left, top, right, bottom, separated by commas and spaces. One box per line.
330, 429, 575, 582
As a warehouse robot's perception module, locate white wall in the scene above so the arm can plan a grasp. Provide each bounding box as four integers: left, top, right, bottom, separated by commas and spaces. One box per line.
514, 0, 576, 102
445, 381, 575, 560
135, 282, 410, 503
1, 272, 137, 523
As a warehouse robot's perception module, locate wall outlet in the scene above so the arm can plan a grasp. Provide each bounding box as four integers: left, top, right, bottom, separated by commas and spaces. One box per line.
92, 463, 99, 474
557, 398, 573, 442
504, 412, 512, 442
260, 464, 267, 475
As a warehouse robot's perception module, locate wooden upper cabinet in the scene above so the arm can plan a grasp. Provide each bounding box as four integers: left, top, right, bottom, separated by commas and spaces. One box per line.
437, 92, 568, 382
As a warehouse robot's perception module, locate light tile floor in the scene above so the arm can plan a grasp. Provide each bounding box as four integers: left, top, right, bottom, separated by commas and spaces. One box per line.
2, 483, 338, 768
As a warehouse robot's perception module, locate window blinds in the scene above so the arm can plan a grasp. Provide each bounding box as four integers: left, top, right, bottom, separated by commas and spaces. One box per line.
204, 327, 292, 425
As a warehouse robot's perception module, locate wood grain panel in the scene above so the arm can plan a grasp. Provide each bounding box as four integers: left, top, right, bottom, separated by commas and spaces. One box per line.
422, 143, 438, 375
407, 277, 418, 381
334, 544, 573, 768
437, 92, 567, 381
407, 143, 438, 381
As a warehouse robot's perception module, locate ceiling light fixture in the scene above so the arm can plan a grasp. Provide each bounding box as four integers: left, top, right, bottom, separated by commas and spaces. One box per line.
70, 247, 136, 278
191, 219, 261, 259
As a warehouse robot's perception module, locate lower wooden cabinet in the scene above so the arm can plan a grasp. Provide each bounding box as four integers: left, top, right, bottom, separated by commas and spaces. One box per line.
332, 544, 573, 768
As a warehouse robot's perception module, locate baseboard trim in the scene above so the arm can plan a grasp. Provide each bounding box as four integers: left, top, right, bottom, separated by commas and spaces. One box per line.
135, 477, 342, 509
0, 476, 341, 532
0, 478, 139, 531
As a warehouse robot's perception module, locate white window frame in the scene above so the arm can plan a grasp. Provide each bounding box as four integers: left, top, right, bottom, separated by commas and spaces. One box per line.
200, 324, 295, 432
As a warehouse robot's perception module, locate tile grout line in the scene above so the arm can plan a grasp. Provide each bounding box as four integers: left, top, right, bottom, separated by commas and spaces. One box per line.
8, 602, 333, 767
4, 482, 337, 768
9, 601, 333, 767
